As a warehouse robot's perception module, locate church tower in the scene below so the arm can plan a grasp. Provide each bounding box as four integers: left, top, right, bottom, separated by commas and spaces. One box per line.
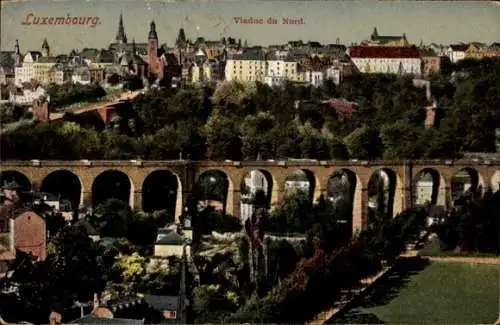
176, 28, 187, 66
116, 12, 128, 44
41, 38, 50, 57
148, 20, 159, 75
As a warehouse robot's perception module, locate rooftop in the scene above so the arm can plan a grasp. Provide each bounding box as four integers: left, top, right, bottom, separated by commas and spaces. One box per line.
349, 46, 420, 59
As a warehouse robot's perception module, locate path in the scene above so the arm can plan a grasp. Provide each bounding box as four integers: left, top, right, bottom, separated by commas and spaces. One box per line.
424, 256, 500, 265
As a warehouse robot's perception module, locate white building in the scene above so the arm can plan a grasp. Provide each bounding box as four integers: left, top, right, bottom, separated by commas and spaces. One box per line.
240, 171, 268, 222
72, 67, 91, 85
349, 46, 422, 75
325, 66, 341, 85
14, 51, 42, 84
225, 49, 267, 82
303, 70, 324, 87
445, 44, 468, 63
9, 83, 46, 106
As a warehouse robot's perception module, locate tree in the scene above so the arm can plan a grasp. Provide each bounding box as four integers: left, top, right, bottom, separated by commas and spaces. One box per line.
123, 75, 143, 91
204, 108, 242, 160
192, 284, 239, 323
107, 73, 121, 86
344, 126, 383, 160
380, 121, 424, 159
240, 112, 277, 159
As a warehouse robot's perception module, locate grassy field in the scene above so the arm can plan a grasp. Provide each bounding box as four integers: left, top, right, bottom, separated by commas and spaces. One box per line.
329, 258, 500, 324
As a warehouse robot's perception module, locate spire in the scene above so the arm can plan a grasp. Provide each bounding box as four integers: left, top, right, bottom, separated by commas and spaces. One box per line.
176, 28, 186, 48
14, 39, 20, 54
41, 38, 50, 57
132, 39, 136, 55
371, 27, 378, 40
116, 12, 127, 44
148, 20, 158, 40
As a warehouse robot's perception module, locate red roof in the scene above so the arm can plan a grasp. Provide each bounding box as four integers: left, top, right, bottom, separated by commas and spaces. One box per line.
322, 99, 358, 120
349, 46, 421, 58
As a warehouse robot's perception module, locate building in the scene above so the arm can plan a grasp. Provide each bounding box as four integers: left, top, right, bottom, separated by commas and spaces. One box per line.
445, 44, 469, 63
14, 50, 42, 84
225, 49, 266, 82
241, 171, 268, 222
419, 48, 442, 75
49, 64, 72, 85
10, 210, 47, 261
464, 42, 488, 60
154, 227, 190, 259
348, 46, 421, 75
363, 27, 409, 47
9, 81, 46, 106
486, 42, 500, 57
321, 98, 359, 120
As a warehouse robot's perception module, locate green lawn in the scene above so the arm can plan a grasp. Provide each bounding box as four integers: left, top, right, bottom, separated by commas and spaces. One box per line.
329, 258, 500, 324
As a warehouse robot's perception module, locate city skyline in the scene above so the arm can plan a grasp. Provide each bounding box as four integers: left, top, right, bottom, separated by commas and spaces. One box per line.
1, 0, 500, 54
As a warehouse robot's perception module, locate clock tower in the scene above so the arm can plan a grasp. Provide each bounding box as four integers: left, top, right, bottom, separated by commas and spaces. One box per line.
148, 21, 158, 75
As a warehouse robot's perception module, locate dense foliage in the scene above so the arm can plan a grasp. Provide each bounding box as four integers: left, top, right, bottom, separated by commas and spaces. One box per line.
434, 190, 500, 254
45, 83, 107, 108
2, 58, 500, 161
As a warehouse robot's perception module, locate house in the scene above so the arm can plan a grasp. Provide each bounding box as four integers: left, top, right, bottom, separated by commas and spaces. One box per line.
72, 66, 92, 85
50, 64, 72, 85
225, 48, 267, 82
12, 210, 47, 261
321, 98, 359, 120
9, 80, 46, 106
464, 42, 488, 60
14, 50, 43, 84
265, 53, 299, 83
419, 48, 442, 75
154, 227, 190, 259
142, 294, 180, 321
445, 44, 469, 63
348, 46, 421, 75
486, 42, 500, 57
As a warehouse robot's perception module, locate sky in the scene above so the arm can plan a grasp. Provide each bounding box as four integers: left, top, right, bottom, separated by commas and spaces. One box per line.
1, 0, 500, 55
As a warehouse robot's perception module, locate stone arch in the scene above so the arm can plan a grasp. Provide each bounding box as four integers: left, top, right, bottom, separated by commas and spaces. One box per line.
326, 168, 361, 232
91, 170, 134, 208
284, 169, 317, 203
240, 168, 274, 207
412, 168, 443, 206
491, 170, 500, 193
141, 169, 182, 222
40, 169, 83, 211
0, 170, 32, 192
450, 167, 485, 203
196, 169, 232, 214
367, 168, 400, 219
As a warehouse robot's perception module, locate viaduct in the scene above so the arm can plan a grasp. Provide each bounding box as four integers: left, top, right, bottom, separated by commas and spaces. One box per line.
1, 159, 499, 233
